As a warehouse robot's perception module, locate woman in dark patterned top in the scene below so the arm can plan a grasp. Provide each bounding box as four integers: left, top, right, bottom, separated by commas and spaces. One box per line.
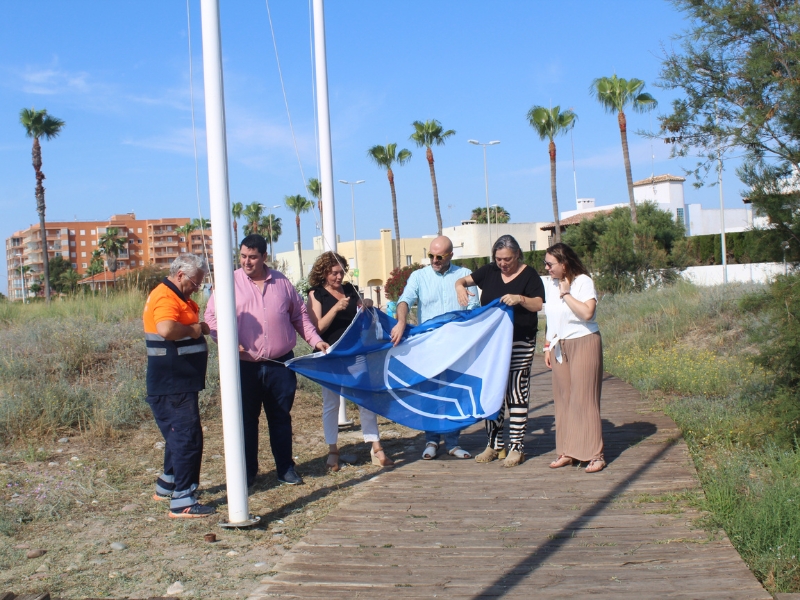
455, 235, 545, 468
306, 252, 394, 471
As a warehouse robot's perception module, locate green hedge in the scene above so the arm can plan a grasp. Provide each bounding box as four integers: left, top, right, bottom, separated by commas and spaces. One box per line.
456, 235, 784, 270
687, 230, 785, 265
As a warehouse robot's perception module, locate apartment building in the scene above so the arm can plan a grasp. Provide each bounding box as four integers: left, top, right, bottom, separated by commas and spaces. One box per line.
5, 213, 213, 301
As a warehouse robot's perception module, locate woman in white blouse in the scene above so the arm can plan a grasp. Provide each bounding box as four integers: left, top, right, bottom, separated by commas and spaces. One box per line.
543, 243, 605, 473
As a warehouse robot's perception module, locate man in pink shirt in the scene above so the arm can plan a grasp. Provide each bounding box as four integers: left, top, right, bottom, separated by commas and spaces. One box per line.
205, 234, 329, 487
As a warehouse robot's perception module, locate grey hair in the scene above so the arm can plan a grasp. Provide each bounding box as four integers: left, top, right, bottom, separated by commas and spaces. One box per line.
169, 254, 208, 278
492, 234, 523, 262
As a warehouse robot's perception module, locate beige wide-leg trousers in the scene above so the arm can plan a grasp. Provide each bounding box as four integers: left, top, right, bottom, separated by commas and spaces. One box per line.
552, 332, 604, 462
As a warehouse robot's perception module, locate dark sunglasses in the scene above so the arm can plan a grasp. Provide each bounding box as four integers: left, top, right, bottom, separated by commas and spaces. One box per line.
428, 253, 450, 261
544, 260, 555, 268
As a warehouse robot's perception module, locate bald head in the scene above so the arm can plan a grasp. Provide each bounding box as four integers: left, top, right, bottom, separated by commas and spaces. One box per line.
428, 236, 454, 273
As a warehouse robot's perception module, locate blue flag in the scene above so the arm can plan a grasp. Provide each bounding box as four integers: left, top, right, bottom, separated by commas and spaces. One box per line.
286, 300, 514, 433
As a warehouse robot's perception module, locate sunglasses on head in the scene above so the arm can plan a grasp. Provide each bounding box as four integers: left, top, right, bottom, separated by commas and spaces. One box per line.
428, 253, 450, 261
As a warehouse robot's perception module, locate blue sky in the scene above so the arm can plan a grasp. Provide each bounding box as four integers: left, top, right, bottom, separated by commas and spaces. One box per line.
1, 1, 741, 293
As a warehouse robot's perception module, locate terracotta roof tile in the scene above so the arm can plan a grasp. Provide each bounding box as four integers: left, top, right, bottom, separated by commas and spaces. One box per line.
632, 174, 686, 186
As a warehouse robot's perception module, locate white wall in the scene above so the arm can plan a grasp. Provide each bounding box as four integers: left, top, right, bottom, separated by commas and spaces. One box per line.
444, 222, 550, 258
681, 262, 786, 286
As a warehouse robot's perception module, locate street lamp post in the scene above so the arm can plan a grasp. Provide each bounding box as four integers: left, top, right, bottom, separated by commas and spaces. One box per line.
259, 204, 281, 262
468, 140, 500, 257
491, 204, 500, 232
338, 180, 365, 290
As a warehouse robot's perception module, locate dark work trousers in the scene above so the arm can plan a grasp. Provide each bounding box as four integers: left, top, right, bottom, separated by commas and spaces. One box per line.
146, 392, 203, 510
239, 352, 297, 486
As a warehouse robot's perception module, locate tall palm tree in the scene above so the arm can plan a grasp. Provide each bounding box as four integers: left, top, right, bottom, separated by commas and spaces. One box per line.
527, 105, 578, 243
190, 217, 211, 260
285, 195, 314, 278
410, 120, 455, 235
88, 249, 104, 276
19, 108, 65, 304
367, 143, 412, 269
260, 215, 282, 260
98, 227, 127, 285
306, 178, 322, 238
590, 75, 657, 224
242, 202, 264, 236
231, 202, 243, 246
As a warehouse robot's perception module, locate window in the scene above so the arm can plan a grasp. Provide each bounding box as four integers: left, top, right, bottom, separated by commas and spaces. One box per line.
70, 241, 75, 247
79, 230, 85, 235
137, 239, 143, 244
70, 252, 76, 258
167, 236, 173, 242
81, 263, 88, 269
406, 255, 412, 266
80, 241, 86, 246
530, 241, 536, 251
676, 207, 684, 222
181, 248, 187, 253
71, 263, 77, 269
91, 240, 96, 245
81, 252, 86, 257
90, 229, 95, 235
180, 236, 185, 242
70, 230, 76, 235
167, 225, 173, 232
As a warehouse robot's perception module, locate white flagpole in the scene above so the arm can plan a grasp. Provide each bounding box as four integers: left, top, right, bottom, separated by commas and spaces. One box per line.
312, 0, 351, 426
199, 0, 252, 526
313, 0, 337, 253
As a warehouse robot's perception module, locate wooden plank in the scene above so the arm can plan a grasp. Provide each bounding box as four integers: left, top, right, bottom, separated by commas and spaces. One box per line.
249, 357, 771, 599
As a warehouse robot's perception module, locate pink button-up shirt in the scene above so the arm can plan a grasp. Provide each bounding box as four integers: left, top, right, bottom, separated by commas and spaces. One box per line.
204, 267, 322, 361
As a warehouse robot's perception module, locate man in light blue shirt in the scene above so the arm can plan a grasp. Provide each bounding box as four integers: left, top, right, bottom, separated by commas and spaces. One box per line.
390, 236, 479, 460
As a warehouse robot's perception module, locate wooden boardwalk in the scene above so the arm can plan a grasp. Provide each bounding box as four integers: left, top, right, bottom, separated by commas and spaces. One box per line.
250, 357, 770, 599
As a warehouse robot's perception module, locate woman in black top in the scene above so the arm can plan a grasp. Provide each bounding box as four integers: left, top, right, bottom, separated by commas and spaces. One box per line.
306, 252, 393, 471
455, 235, 545, 467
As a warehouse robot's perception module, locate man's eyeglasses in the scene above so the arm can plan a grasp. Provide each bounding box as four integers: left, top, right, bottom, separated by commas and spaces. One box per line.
184, 275, 203, 291
428, 253, 451, 261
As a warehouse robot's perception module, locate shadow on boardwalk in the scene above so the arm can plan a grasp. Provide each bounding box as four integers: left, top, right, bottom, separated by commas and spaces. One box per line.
248, 357, 770, 599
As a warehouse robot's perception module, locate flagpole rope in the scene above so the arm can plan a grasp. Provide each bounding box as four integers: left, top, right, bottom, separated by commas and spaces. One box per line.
185, 0, 212, 282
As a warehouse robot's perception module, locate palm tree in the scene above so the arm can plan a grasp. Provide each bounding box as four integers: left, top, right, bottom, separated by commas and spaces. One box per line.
260, 215, 282, 260
88, 250, 104, 276
232, 202, 243, 246
590, 75, 657, 224
176, 223, 194, 254
410, 120, 455, 235
306, 178, 322, 237
242, 202, 263, 236
285, 195, 314, 278
98, 227, 127, 285
527, 105, 578, 243
19, 108, 65, 304
471, 206, 510, 224
59, 269, 80, 294
367, 143, 412, 269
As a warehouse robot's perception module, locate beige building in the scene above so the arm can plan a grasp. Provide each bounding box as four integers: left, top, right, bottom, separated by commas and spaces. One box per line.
275, 222, 550, 307
6, 213, 213, 301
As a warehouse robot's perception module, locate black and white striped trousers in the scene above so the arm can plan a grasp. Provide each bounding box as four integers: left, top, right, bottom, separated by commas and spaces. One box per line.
485, 338, 536, 453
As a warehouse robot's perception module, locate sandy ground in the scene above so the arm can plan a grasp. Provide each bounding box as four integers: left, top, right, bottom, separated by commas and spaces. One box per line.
0, 390, 422, 598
